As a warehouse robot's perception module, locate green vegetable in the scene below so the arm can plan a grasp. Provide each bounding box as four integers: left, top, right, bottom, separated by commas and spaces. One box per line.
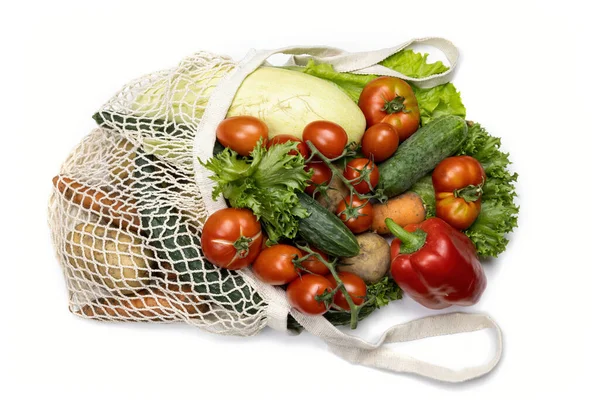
93, 111, 192, 138
134, 153, 261, 313
133, 66, 367, 144
409, 122, 519, 257
202, 141, 311, 243
93, 111, 223, 162
378, 115, 468, 197
297, 192, 360, 257
292, 49, 466, 125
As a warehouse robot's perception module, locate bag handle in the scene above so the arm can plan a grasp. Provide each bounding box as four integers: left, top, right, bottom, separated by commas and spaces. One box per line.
291, 310, 502, 383
194, 37, 459, 215
283, 37, 459, 89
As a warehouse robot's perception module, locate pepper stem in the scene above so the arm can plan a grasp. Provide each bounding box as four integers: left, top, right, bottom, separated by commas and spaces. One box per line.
385, 218, 427, 254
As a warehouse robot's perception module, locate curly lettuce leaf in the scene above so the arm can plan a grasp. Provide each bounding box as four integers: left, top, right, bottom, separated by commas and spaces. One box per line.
293, 49, 465, 125
413, 84, 466, 125
381, 50, 449, 78
201, 141, 311, 243
408, 123, 519, 258
367, 276, 403, 308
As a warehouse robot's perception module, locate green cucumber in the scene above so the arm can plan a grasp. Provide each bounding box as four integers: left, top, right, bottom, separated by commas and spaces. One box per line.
297, 192, 360, 257
378, 115, 468, 197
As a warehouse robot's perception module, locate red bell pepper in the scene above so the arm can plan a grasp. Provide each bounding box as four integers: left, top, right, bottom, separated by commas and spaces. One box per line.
385, 217, 486, 309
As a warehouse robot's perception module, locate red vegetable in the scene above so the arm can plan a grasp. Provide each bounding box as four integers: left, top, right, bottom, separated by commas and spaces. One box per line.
326, 272, 367, 310
304, 162, 333, 195
361, 123, 399, 162
432, 156, 486, 230
201, 208, 263, 270
300, 246, 330, 275
302, 120, 348, 159
358, 77, 420, 142
387, 217, 486, 309
252, 244, 302, 285
267, 134, 309, 159
336, 195, 373, 234
216, 116, 268, 156
343, 158, 379, 194
287, 274, 334, 315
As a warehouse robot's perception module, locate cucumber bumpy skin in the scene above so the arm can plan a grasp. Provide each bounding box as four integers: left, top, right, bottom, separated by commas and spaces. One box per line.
377, 115, 468, 198
297, 192, 360, 257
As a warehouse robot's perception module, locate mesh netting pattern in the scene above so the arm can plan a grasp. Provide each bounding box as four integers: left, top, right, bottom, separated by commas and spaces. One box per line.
48, 51, 269, 336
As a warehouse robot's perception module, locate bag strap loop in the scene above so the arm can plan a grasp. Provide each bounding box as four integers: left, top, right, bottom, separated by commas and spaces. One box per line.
291, 310, 502, 383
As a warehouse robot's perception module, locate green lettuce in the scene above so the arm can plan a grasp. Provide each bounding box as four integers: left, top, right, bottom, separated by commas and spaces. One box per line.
299, 60, 375, 102
381, 49, 449, 78
413, 84, 466, 125
202, 141, 311, 243
294, 49, 466, 125
410, 123, 519, 257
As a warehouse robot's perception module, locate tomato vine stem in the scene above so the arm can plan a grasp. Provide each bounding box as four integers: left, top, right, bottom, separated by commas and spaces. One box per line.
293, 244, 364, 329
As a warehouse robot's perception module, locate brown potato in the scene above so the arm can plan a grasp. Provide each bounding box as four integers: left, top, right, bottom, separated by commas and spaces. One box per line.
317, 172, 349, 213
65, 222, 154, 294
338, 233, 390, 284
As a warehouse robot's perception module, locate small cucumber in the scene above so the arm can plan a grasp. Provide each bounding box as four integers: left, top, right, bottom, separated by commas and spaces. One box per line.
297, 193, 360, 257
377, 115, 468, 197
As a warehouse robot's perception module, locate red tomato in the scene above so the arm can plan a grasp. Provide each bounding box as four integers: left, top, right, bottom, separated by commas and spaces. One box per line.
252, 244, 302, 285
302, 121, 348, 159
201, 208, 263, 270
361, 123, 399, 162
304, 162, 332, 195
216, 116, 268, 156
286, 274, 334, 315
326, 272, 367, 310
267, 134, 309, 159
336, 195, 373, 234
358, 77, 420, 142
343, 158, 380, 194
300, 247, 330, 275
432, 156, 486, 230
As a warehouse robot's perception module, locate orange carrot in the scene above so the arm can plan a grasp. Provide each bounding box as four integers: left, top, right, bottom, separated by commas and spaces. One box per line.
52, 175, 140, 232
371, 192, 426, 234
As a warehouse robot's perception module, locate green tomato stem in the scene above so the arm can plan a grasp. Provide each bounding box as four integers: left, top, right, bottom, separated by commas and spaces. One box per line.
382, 95, 406, 114
454, 182, 484, 203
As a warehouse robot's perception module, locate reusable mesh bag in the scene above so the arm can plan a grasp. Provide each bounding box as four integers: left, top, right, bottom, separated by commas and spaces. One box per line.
49, 38, 503, 381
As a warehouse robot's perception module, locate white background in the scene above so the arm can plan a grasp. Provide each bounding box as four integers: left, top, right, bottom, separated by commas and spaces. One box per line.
2, 0, 599, 398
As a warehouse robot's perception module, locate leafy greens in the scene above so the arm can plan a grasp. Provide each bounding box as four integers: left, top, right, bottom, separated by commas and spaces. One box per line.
202, 141, 311, 243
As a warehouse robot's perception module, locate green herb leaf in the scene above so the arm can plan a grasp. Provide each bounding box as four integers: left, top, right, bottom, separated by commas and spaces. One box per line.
367, 276, 403, 308
201, 141, 311, 243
